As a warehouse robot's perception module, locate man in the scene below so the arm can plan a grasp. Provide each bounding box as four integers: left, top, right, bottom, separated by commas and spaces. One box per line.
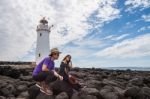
32, 48, 63, 95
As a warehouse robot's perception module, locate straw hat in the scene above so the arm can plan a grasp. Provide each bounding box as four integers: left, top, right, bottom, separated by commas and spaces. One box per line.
50, 48, 62, 55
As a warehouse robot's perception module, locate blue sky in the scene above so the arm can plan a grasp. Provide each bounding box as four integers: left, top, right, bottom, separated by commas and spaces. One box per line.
0, 0, 150, 68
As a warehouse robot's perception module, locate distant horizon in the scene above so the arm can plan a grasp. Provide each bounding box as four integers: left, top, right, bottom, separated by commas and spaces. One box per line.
0, 60, 149, 68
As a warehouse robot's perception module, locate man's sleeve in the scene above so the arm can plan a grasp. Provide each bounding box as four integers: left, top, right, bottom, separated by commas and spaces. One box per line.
43, 58, 55, 70
43, 58, 49, 68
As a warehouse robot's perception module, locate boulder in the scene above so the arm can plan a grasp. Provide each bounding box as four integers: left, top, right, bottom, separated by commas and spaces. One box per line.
100, 86, 118, 99
36, 92, 54, 99
55, 92, 69, 99
100, 92, 118, 99
102, 79, 124, 89
28, 85, 40, 99
129, 77, 143, 86
71, 93, 80, 99
81, 95, 97, 99
19, 76, 33, 81
19, 91, 29, 97
124, 86, 140, 97
51, 80, 73, 98
0, 96, 6, 99
80, 87, 102, 98
6, 84, 16, 96
16, 85, 28, 92
135, 87, 150, 99
81, 88, 99, 96
0, 88, 10, 97
85, 80, 103, 90
71, 92, 98, 99
8, 97, 16, 99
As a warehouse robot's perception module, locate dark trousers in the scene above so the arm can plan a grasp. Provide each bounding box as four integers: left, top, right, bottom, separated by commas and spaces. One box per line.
33, 71, 57, 84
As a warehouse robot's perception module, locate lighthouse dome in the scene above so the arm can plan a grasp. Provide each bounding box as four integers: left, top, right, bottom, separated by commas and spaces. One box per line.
40, 18, 48, 25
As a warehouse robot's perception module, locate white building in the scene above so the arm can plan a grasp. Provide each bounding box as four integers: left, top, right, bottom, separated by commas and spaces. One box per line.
36, 18, 53, 64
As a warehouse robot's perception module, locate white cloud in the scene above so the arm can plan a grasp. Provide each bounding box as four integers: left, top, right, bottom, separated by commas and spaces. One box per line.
0, 0, 121, 61
95, 33, 150, 58
73, 38, 102, 49
138, 26, 150, 32
113, 34, 129, 41
125, 0, 150, 12
142, 14, 150, 22
104, 34, 129, 41
96, 0, 120, 23
138, 27, 146, 32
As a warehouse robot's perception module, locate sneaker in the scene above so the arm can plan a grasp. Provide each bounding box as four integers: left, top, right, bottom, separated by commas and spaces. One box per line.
82, 85, 87, 88
40, 87, 53, 95
36, 83, 42, 89
45, 88, 53, 95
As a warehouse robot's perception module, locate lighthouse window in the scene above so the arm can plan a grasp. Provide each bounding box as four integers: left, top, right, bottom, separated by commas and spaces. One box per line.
38, 53, 41, 57
40, 33, 42, 36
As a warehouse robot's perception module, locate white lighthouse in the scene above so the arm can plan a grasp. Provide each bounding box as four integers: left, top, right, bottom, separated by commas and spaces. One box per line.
36, 18, 53, 64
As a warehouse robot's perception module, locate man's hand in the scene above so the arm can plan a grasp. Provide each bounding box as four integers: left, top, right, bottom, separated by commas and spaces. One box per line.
58, 75, 63, 81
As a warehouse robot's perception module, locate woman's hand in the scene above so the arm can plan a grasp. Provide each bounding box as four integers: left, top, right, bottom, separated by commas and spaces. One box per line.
69, 74, 72, 78
69, 61, 73, 68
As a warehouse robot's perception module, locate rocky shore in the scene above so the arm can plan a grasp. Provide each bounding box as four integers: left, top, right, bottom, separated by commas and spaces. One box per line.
0, 66, 150, 99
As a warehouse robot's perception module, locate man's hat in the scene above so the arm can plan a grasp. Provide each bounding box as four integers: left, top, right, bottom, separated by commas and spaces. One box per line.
50, 48, 62, 55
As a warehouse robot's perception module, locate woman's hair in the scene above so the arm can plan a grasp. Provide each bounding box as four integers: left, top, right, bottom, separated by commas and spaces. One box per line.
62, 55, 71, 63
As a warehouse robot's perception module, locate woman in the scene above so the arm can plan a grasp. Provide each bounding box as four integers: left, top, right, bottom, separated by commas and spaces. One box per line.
32, 48, 63, 95
59, 55, 72, 82
59, 55, 81, 91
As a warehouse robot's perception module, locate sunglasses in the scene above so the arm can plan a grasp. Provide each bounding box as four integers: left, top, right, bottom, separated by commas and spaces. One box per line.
54, 53, 59, 55
68, 56, 71, 59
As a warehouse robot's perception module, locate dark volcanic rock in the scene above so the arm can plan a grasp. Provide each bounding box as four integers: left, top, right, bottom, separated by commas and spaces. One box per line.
51, 80, 73, 98
5, 84, 16, 96
17, 91, 29, 98
0, 96, 6, 99
81, 95, 97, 99
0, 66, 20, 79
71, 93, 80, 99
124, 86, 140, 97
135, 87, 150, 99
99, 85, 121, 99
71, 92, 98, 99
143, 76, 150, 85
0, 66, 150, 99
16, 85, 28, 92
20, 69, 30, 76
28, 85, 40, 99
36, 92, 54, 99
81, 88, 99, 96
19, 75, 33, 81
0, 66, 31, 79
128, 77, 143, 86
101, 92, 118, 99
85, 80, 103, 90
80, 88, 102, 99
0, 88, 10, 97
55, 92, 69, 99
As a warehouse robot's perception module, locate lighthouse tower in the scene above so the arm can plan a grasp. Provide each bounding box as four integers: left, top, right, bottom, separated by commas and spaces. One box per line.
36, 18, 53, 64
